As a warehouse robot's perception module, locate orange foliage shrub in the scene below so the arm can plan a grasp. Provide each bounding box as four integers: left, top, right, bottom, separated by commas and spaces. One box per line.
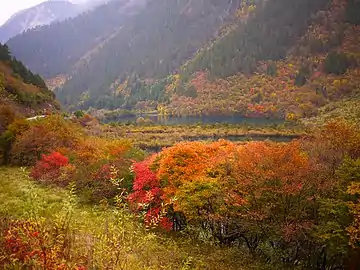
4, 114, 142, 202
129, 135, 353, 267
10, 115, 82, 166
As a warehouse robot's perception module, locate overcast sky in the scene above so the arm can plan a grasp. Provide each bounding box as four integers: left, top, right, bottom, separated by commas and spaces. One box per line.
0, 0, 46, 26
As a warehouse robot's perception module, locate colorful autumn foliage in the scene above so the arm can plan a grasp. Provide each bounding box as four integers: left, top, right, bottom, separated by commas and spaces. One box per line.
128, 159, 172, 230
0, 115, 144, 202
158, 0, 360, 120
10, 115, 83, 166
1, 219, 86, 269
128, 120, 360, 268
30, 152, 72, 186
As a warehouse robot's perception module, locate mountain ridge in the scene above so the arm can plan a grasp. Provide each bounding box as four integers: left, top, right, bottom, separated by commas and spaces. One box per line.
5, 0, 360, 121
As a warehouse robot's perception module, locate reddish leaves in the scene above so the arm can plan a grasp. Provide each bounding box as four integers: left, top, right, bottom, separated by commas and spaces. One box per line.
128, 159, 172, 230
2, 219, 87, 269
30, 152, 70, 186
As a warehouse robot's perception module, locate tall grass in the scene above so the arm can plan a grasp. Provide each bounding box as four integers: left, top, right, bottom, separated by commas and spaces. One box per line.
0, 167, 266, 270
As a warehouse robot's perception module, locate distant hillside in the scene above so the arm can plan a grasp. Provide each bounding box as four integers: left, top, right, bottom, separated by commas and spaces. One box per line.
0, 1, 81, 43
162, 0, 360, 120
0, 43, 59, 116
6, 0, 360, 121
7, 0, 242, 109
6, 0, 148, 78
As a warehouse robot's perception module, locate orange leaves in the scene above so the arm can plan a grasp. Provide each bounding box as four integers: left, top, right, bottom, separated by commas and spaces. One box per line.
15, 115, 142, 202
133, 139, 321, 226
321, 121, 360, 157
156, 140, 235, 196
233, 141, 313, 196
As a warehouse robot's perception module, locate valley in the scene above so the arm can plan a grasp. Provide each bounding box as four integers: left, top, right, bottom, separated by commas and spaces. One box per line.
1, 0, 360, 269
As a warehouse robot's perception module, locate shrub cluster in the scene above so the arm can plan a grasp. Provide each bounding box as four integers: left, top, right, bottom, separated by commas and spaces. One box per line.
324, 51, 350, 75
0, 115, 143, 202
128, 121, 360, 269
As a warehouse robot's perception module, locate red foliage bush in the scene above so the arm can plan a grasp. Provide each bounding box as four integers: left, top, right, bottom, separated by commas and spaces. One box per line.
1, 219, 87, 269
30, 152, 70, 186
128, 159, 173, 231
128, 160, 162, 206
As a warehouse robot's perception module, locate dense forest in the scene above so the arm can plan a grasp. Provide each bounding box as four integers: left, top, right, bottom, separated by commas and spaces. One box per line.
6, 0, 141, 78
164, 0, 360, 119
6, 0, 360, 121
6, 0, 244, 110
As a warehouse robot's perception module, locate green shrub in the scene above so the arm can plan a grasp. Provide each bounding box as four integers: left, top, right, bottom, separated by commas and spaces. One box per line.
0, 105, 15, 134
324, 51, 350, 75
266, 61, 278, 76
294, 65, 310, 86
74, 110, 85, 118
346, 0, 360, 25
0, 118, 30, 165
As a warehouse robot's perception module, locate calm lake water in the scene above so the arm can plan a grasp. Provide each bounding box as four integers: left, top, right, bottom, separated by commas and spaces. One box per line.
107, 114, 284, 126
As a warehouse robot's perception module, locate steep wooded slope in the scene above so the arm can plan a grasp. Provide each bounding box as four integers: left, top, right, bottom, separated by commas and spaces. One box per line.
161, 0, 360, 119
6, 0, 242, 109
6, 0, 146, 79
0, 44, 59, 117
6, 0, 360, 119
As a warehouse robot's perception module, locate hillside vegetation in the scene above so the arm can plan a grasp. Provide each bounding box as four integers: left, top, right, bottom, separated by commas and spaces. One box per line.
7, 0, 360, 121
161, 0, 360, 120
1, 1, 360, 268
6, 0, 242, 110
0, 43, 58, 129
0, 167, 257, 269
0, 47, 359, 268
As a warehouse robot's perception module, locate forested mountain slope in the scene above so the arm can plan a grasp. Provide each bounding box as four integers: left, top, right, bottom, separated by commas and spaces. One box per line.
0, 44, 58, 118
6, 0, 148, 79
162, 0, 360, 119
64, 0, 360, 116
6, 0, 360, 119
6, 0, 243, 109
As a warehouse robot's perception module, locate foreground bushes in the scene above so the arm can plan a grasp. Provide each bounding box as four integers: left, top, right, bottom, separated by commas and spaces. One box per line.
0, 167, 255, 270
1, 115, 144, 202
2, 113, 360, 268
128, 121, 360, 269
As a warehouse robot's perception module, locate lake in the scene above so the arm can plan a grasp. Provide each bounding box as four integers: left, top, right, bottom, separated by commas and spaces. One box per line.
105, 113, 285, 126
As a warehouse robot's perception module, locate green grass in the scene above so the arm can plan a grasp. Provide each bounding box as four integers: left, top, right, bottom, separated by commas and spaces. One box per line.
0, 166, 272, 270
0, 166, 69, 218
